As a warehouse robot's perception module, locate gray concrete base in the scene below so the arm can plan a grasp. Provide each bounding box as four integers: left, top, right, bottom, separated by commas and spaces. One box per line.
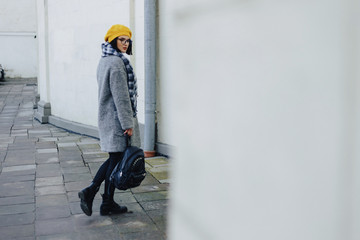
48, 115, 99, 138
33, 94, 40, 109
156, 142, 174, 157
34, 101, 51, 123
38, 112, 173, 157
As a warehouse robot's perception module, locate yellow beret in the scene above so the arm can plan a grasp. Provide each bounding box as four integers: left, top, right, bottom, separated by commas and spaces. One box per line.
104, 24, 132, 43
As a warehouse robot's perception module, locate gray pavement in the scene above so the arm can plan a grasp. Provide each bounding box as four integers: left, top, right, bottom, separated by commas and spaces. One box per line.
0, 80, 169, 240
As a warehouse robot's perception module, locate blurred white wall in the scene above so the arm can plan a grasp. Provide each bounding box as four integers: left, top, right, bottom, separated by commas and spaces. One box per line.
0, 0, 37, 78
165, 0, 360, 239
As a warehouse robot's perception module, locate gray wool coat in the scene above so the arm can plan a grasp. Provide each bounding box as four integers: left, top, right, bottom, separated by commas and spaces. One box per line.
97, 55, 141, 152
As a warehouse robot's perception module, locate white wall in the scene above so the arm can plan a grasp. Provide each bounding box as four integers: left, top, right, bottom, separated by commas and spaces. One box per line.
37, 0, 146, 128
0, 0, 37, 78
157, 0, 175, 147
36, 0, 173, 152
131, 0, 145, 124
166, 0, 360, 239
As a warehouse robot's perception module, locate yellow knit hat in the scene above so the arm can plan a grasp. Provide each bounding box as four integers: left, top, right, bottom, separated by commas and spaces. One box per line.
104, 24, 132, 43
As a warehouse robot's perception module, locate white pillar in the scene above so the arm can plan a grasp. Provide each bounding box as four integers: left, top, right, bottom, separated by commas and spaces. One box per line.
35, 0, 51, 123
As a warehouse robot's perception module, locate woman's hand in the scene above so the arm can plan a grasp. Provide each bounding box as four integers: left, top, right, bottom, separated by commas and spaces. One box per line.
124, 128, 133, 136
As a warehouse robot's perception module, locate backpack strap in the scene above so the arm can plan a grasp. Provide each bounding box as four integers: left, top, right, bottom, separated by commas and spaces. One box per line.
126, 135, 131, 147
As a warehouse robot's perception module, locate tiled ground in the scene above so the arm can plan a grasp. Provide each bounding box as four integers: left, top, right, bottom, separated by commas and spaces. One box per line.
0, 80, 169, 240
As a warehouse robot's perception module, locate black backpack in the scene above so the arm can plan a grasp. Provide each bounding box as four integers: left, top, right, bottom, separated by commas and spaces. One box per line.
110, 136, 146, 190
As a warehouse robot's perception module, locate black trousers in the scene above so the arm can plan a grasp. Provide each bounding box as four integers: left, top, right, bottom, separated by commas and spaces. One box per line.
92, 152, 124, 196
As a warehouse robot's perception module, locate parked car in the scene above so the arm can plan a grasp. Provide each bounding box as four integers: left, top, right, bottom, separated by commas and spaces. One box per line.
0, 64, 4, 80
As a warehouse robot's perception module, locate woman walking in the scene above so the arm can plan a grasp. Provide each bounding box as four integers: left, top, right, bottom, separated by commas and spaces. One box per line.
78, 24, 141, 216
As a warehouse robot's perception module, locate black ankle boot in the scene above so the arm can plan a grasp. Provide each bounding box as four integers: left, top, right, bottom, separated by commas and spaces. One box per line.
78, 183, 100, 216
100, 193, 127, 216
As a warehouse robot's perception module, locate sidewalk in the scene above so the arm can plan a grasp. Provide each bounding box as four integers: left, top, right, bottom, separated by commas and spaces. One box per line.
0, 80, 169, 240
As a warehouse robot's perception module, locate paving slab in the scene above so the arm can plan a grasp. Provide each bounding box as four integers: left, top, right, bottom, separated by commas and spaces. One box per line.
5, 149, 35, 157
36, 194, 68, 208
121, 202, 147, 216
147, 208, 167, 232
57, 136, 81, 142
36, 164, 62, 178
35, 155, 59, 164
133, 191, 168, 202
13, 136, 33, 142
0, 212, 35, 227
36, 205, 71, 220
145, 157, 169, 167
7, 141, 35, 150
35, 185, 66, 196
35, 217, 75, 236
35, 176, 63, 187
131, 183, 169, 194
36, 141, 57, 149
2, 164, 36, 173
38, 137, 58, 142
87, 162, 103, 174
0, 195, 34, 206
67, 191, 84, 203
28, 130, 51, 135
58, 148, 81, 156
141, 173, 161, 186
114, 191, 138, 204
63, 172, 93, 183
82, 157, 108, 164
37, 148, 58, 154
64, 181, 89, 192
2, 157, 36, 167
73, 213, 113, 229
51, 132, 70, 137
0, 181, 35, 197
77, 143, 101, 149
78, 137, 99, 143
147, 166, 169, 182
58, 154, 84, 162
0, 168, 36, 176
57, 142, 77, 147
60, 160, 84, 167
36, 232, 81, 240
82, 152, 109, 159
112, 214, 158, 234
72, 225, 121, 240
69, 201, 87, 215
0, 136, 14, 144
61, 166, 89, 174
122, 231, 166, 240
0, 203, 34, 215
139, 200, 168, 211
0, 224, 35, 239
10, 131, 28, 137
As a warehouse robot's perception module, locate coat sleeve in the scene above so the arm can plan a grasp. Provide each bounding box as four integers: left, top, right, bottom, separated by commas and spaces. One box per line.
109, 66, 134, 131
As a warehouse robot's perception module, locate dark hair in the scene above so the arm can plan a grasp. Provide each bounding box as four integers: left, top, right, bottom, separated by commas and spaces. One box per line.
110, 37, 133, 55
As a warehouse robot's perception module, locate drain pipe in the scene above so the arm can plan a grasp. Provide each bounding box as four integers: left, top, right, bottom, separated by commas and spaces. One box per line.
144, 0, 157, 158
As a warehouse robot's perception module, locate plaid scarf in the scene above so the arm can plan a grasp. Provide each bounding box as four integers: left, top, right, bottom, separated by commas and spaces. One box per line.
101, 42, 138, 117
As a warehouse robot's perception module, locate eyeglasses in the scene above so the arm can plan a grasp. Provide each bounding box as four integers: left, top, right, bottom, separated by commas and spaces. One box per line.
117, 38, 131, 45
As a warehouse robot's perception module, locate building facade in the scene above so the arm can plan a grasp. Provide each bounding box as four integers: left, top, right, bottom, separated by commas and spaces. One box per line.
0, 0, 37, 78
